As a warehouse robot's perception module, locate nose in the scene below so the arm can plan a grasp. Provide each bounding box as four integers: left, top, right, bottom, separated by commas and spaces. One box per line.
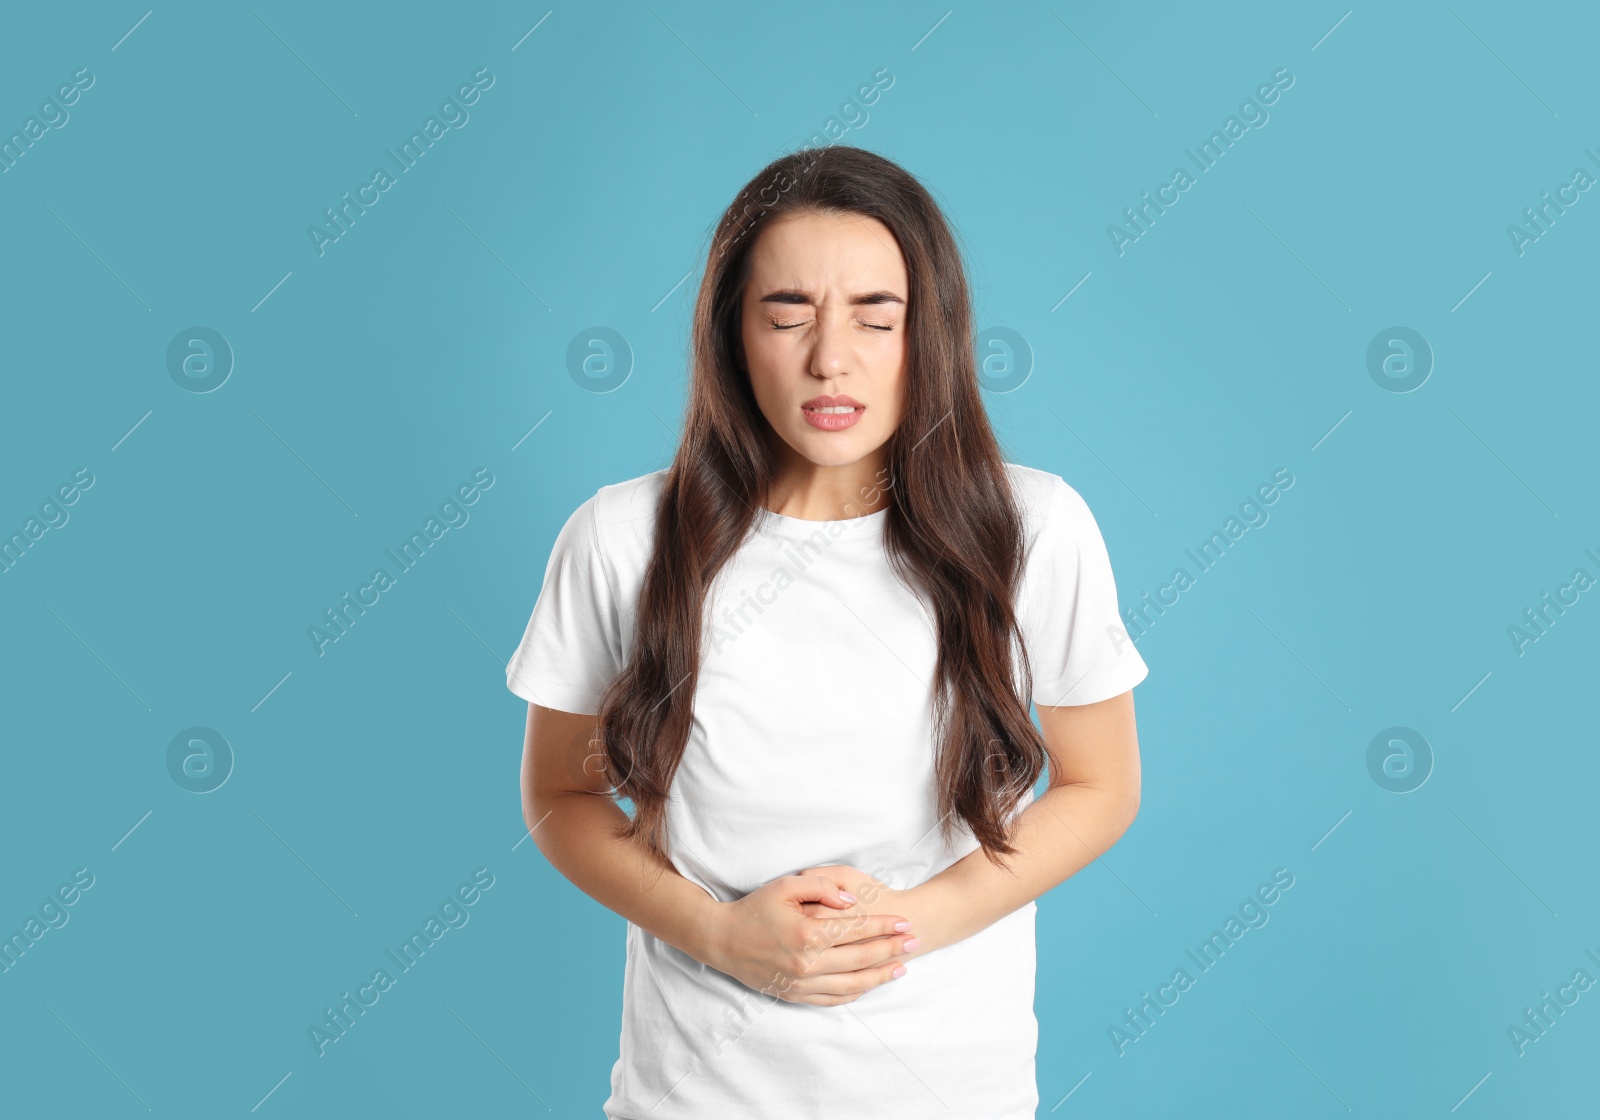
807, 309, 852, 380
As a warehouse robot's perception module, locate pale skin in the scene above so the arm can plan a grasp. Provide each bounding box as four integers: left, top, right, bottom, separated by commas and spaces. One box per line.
520, 209, 1142, 1005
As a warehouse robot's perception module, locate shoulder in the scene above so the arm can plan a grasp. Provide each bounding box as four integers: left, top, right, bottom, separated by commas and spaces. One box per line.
565, 469, 665, 574
590, 468, 668, 532
1002, 461, 1093, 542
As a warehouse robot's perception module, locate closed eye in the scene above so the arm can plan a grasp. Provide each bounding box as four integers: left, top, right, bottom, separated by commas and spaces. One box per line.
767, 319, 895, 331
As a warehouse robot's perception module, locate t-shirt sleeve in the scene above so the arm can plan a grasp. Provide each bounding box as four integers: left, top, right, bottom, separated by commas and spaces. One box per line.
1019, 476, 1149, 707
504, 493, 625, 713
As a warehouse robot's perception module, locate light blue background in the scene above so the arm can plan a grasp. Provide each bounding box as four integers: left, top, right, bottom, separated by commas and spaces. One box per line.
1, 2, 1595, 1116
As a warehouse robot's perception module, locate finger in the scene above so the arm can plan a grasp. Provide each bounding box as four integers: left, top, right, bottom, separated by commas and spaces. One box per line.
785, 914, 868, 975
807, 934, 918, 974
801, 911, 914, 945
797, 866, 870, 903
797, 897, 911, 927
786, 989, 861, 1007
799, 865, 886, 901
803, 864, 886, 896
799, 900, 857, 920
790, 921, 910, 976
785, 872, 858, 909
787, 960, 908, 1000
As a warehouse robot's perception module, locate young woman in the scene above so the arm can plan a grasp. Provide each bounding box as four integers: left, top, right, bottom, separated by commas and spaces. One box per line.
508, 145, 1147, 1119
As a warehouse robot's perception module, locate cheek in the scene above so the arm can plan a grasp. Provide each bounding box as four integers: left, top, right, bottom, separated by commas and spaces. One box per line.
742, 358, 798, 430
742, 350, 785, 405
874, 395, 904, 437
873, 355, 907, 425
743, 331, 809, 390
741, 321, 787, 379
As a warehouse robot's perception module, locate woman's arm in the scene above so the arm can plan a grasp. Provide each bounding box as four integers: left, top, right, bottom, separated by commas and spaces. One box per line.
802, 688, 1142, 956
520, 702, 724, 956
521, 703, 920, 1003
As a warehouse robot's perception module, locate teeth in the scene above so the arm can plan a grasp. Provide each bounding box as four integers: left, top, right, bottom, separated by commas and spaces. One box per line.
812, 406, 857, 414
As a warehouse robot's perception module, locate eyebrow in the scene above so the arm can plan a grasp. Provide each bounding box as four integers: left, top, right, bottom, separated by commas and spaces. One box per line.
757, 289, 905, 307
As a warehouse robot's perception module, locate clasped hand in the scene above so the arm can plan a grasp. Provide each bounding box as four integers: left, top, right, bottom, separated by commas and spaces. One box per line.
697, 864, 929, 1006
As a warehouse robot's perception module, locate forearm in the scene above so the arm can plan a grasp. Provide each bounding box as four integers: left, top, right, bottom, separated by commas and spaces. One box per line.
913, 781, 1138, 953
527, 790, 721, 961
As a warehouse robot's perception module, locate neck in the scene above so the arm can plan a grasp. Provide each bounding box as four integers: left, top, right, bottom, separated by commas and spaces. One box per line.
763, 444, 890, 521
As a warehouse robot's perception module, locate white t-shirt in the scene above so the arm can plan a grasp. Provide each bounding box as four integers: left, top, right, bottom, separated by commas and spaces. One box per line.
505, 462, 1149, 1120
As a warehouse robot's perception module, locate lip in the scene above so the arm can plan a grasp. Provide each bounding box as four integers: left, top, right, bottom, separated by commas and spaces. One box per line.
801, 394, 864, 432
802, 394, 863, 409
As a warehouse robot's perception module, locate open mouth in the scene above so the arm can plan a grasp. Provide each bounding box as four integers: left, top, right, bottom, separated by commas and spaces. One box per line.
801, 397, 864, 432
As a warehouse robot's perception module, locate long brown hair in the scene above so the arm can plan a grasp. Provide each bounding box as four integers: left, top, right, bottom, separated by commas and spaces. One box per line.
594, 145, 1047, 869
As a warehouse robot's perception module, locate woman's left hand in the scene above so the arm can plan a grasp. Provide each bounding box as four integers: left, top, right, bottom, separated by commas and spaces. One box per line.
797, 864, 937, 960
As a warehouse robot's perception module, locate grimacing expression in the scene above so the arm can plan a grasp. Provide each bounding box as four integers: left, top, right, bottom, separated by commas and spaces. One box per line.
738, 210, 908, 469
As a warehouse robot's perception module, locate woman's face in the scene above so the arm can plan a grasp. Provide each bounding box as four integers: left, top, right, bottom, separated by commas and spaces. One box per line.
738, 209, 908, 471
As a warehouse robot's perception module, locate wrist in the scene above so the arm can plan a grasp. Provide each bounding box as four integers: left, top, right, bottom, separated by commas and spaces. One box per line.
682, 895, 729, 968
903, 877, 959, 955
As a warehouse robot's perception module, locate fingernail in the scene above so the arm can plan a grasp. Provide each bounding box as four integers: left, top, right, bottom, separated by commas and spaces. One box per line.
839, 891, 856, 903
893, 921, 911, 932
902, 938, 920, 952
891, 964, 906, 978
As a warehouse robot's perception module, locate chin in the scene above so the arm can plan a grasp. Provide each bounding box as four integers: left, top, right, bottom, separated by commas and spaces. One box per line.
789, 429, 883, 468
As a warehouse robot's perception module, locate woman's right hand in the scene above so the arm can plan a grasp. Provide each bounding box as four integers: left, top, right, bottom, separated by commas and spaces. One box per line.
696, 874, 919, 1006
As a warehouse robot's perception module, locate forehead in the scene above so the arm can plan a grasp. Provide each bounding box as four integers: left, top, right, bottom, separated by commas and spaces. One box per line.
745, 210, 908, 290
